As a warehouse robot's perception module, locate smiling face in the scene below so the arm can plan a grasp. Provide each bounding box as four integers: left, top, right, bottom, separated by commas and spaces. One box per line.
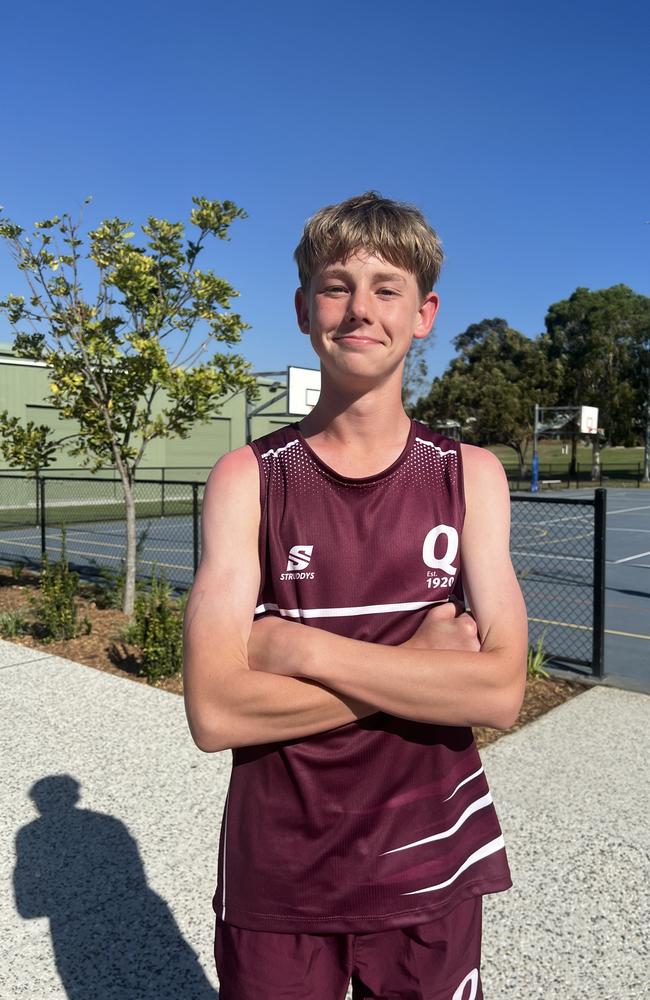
295, 250, 439, 389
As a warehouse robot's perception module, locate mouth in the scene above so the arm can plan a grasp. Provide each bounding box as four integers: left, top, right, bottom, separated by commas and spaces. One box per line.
333, 335, 380, 345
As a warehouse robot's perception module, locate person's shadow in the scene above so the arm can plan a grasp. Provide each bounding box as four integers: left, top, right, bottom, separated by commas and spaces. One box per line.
13, 775, 218, 999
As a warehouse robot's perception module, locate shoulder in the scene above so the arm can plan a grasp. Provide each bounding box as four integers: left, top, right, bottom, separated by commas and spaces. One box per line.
202, 446, 260, 525
460, 445, 509, 517
460, 443, 507, 483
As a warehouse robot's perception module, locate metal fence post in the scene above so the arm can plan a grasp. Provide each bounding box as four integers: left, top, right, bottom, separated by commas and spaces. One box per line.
592, 488, 606, 678
161, 467, 166, 518
192, 483, 200, 576
39, 477, 46, 562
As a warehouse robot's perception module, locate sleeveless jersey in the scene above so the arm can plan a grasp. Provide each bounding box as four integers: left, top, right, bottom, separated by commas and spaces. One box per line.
214, 419, 511, 933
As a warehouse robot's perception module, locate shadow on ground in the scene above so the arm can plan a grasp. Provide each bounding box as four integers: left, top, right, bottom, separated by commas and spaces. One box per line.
13, 774, 218, 1000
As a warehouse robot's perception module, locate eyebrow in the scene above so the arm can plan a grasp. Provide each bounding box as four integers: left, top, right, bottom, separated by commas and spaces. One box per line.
319, 268, 407, 285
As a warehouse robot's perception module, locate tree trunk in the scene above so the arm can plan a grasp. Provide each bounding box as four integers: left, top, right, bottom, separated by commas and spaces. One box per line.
113, 453, 137, 615
121, 482, 137, 615
590, 436, 601, 481
569, 436, 577, 477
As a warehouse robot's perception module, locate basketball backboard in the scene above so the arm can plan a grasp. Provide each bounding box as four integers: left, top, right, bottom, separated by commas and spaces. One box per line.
287, 366, 321, 415
580, 406, 599, 434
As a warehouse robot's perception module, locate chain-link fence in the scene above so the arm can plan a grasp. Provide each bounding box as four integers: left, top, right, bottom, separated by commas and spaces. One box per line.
0, 474, 204, 591
0, 475, 607, 676
511, 491, 606, 676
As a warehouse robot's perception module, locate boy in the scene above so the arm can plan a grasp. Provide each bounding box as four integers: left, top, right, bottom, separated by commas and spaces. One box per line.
183, 192, 528, 999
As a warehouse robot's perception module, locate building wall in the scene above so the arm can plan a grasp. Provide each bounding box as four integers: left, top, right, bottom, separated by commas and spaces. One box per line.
0, 348, 296, 476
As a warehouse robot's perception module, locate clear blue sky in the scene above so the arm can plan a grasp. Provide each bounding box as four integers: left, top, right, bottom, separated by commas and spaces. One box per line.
1, 0, 648, 383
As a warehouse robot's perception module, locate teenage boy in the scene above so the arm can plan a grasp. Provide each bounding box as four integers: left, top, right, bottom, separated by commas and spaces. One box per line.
183, 192, 528, 1000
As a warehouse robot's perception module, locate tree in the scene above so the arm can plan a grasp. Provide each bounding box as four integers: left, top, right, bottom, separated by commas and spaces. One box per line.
0, 411, 61, 475
413, 319, 561, 476
545, 285, 650, 477
402, 335, 434, 414
0, 198, 257, 613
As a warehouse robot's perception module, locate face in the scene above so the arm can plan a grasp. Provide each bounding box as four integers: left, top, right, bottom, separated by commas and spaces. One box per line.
295, 251, 439, 387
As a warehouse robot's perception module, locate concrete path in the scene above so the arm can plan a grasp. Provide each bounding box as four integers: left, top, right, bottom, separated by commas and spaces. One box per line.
1, 640, 648, 999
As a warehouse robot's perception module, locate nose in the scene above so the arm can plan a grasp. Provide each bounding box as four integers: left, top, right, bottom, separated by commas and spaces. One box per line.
346, 286, 372, 323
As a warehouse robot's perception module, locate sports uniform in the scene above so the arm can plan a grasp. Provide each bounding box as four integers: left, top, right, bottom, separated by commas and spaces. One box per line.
214, 419, 510, 998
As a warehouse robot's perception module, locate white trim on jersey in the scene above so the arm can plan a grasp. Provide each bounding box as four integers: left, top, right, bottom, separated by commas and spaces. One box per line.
254, 598, 449, 619
443, 764, 485, 803
401, 834, 506, 896
380, 792, 494, 855
414, 437, 458, 458
260, 439, 301, 459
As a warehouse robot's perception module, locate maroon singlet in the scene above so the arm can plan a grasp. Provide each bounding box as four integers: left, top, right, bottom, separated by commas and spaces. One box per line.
214, 420, 511, 933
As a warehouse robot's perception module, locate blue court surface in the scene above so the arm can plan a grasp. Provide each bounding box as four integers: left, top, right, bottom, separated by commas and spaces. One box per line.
1, 488, 648, 688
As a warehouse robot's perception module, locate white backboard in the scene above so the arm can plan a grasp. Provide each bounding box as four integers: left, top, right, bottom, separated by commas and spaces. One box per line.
288, 366, 321, 415
580, 406, 599, 434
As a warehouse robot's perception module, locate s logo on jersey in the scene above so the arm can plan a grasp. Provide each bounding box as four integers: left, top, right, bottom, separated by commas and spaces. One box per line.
422, 524, 459, 590
281, 544, 315, 581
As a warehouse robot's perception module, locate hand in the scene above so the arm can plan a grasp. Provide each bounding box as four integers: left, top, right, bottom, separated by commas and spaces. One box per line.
247, 615, 296, 674
404, 600, 480, 653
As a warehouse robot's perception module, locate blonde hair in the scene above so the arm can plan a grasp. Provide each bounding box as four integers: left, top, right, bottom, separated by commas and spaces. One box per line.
294, 191, 443, 299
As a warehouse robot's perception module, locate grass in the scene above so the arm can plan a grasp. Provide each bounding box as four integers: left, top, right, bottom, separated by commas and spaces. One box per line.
488, 441, 644, 469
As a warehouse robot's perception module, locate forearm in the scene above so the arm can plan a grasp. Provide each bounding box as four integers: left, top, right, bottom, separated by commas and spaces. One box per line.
274, 622, 525, 730
183, 623, 377, 753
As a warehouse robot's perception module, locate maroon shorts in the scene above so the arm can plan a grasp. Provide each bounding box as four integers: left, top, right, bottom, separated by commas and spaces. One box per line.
215, 896, 483, 1000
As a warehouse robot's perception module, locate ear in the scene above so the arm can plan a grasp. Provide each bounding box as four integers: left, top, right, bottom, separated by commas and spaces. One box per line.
295, 287, 311, 334
413, 292, 439, 341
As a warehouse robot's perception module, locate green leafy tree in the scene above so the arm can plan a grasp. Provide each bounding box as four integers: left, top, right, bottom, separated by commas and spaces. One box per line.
0, 198, 257, 613
0, 412, 61, 474
545, 285, 650, 477
402, 336, 434, 414
414, 319, 562, 476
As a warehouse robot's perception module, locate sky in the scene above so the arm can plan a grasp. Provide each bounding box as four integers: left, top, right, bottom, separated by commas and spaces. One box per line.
1, 0, 648, 386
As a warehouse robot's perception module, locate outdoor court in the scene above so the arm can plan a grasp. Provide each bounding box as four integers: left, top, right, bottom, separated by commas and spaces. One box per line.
1, 487, 648, 688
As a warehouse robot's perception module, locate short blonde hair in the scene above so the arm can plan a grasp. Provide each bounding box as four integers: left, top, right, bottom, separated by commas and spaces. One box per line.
294, 191, 443, 299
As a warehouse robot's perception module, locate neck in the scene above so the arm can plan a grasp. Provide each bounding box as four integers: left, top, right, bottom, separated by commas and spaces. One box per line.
298, 368, 413, 475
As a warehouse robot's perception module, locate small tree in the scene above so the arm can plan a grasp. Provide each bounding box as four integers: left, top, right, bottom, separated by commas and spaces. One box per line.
0, 198, 257, 613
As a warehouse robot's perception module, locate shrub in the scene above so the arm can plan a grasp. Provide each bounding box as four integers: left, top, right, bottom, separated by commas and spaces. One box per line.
527, 634, 549, 679
124, 568, 185, 682
10, 562, 25, 581
36, 528, 91, 641
0, 609, 30, 638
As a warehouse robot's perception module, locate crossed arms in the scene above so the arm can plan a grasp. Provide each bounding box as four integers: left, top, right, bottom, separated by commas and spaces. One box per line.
182, 445, 528, 753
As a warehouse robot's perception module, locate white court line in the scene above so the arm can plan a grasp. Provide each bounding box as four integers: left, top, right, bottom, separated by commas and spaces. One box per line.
0, 533, 187, 557
613, 550, 650, 565
608, 527, 650, 533
0, 539, 192, 573
607, 504, 650, 515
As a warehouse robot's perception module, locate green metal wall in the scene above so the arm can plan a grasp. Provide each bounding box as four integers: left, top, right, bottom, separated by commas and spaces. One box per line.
0, 349, 296, 476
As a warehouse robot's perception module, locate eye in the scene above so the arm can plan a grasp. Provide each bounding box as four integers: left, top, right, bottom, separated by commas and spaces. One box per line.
322, 284, 348, 295
377, 287, 399, 297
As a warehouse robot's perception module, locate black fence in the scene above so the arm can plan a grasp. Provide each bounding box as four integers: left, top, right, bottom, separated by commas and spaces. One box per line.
505, 461, 644, 491
0, 474, 205, 591
0, 474, 607, 678
510, 490, 606, 678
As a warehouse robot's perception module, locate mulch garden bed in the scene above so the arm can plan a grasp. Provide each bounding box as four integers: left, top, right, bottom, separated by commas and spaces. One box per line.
0, 568, 588, 748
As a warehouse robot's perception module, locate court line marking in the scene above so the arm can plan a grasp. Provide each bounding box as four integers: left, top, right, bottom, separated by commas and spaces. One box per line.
613, 550, 650, 565
608, 527, 650, 533
0, 535, 188, 556
607, 504, 650, 515
0, 539, 191, 573
528, 616, 650, 641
